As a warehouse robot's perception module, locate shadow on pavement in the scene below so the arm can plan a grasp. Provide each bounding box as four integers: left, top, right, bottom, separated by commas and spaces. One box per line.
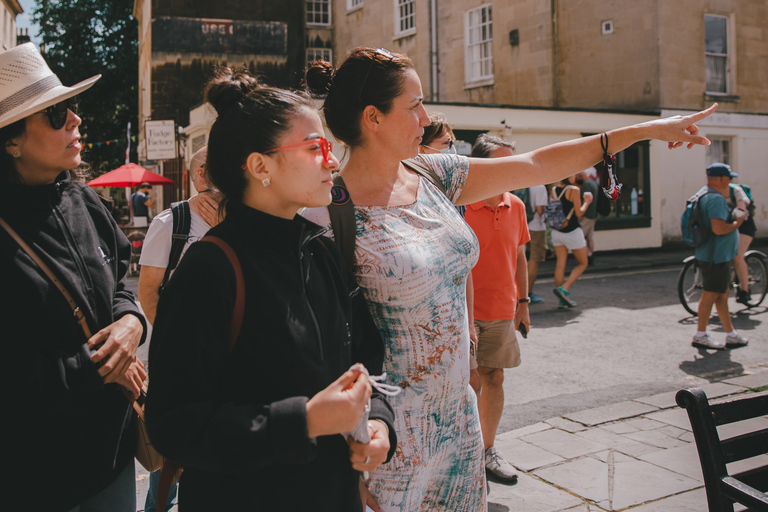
679, 347, 745, 383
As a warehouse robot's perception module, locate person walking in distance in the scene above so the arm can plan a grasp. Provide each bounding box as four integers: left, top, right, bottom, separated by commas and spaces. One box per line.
526, 183, 548, 303
577, 169, 599, 265
691, 163, 748, 350
131, 182, 154, 225
465, 134, 530, 484
551, 174, 593, 307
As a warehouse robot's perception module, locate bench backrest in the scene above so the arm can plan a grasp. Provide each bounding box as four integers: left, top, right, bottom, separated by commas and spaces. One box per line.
676, 387, 768, 512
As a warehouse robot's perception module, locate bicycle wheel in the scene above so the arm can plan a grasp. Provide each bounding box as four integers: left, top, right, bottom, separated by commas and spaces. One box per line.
678, 259, 703, 316
743, 251, 768, 307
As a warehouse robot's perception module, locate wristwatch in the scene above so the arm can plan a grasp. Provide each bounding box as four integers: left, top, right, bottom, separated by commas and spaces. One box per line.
518, 297, 531, 304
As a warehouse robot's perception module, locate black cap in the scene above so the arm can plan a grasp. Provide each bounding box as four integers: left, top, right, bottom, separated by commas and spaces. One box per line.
706, 163, 738, 178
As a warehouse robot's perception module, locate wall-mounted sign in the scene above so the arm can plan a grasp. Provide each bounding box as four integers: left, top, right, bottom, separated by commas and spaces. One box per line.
145, 120, 176, 160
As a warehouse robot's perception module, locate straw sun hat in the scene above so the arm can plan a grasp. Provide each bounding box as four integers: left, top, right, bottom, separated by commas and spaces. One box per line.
0, 42, 100, 130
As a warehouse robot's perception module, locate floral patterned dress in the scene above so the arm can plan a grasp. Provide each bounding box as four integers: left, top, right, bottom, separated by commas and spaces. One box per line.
303, 154, 486, 511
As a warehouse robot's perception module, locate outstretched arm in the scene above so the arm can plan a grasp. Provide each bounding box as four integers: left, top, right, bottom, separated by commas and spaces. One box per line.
457, 104, 718, 205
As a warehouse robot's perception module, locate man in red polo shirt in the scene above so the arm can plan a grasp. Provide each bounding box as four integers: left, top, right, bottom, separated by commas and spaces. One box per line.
466, 134, 531, 484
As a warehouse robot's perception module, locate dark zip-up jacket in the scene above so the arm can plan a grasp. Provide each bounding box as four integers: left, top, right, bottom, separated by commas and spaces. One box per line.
1, 172, 147, 510
146, 201, 396, 511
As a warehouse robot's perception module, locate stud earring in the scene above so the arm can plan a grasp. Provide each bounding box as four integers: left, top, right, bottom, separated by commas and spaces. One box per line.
262, 178, 271, 187
12, 150, 21, 158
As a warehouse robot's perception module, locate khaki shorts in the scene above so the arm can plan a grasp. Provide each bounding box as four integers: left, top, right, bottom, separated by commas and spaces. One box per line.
529, 230, 547, 263
580, 217, 596, 245
471, 319, 522, 369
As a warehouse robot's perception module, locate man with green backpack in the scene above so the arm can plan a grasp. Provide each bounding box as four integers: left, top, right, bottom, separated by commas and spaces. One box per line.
689, 163, 748, 350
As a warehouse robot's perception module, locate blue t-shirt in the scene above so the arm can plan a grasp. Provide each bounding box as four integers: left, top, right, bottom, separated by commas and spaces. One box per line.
694, 186, 738, 264
131, 191, 149, 216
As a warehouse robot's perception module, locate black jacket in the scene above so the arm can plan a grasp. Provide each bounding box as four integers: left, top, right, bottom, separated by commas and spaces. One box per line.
0, 172, 146, 510
146, 202, 396, 511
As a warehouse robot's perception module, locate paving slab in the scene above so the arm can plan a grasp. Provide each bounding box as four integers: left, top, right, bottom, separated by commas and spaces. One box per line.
563, 400, 658, 426
503, 421, 552, 439
633, 390, 680, 409
545, 416, 589, 433
487, 471, 584, 512
575, 427, 662, 458
624, 428, 690, 450
534, 450, 702, 510
722, 370, 768, 389
628, 487, 708, 512
521, 428, 608, 460
494, 435, 566, 472
621, 417, 668, 431
638, 443, 703, 481
642, 407, 693, 430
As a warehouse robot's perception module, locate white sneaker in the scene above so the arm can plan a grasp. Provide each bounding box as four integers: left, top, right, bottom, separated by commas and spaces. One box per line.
725, 332, 748, 348
485, 446, 518, 483
692, 333, 726, 350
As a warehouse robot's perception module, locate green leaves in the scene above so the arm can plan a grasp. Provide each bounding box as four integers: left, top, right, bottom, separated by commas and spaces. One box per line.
32, 0, 138, 175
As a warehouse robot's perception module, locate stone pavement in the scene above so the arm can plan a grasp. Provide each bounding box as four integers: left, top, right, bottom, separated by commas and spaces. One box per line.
133, 370, 768, 511
485, 369, 768, 512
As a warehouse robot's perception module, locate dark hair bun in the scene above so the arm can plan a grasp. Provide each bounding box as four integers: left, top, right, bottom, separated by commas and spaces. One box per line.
205, 67, 261, 115
304, 60, 334, 97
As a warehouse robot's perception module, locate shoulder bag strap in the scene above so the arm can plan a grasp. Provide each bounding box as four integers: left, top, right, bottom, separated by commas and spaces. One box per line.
200, 235, 245, 353
0, 216, 92, 339
402, 158, 447, 196
327, 173, 356, 272
160, 201, 192, 292
155, 235, 245, 510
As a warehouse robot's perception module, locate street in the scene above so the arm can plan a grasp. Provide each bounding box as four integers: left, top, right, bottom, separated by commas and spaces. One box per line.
502, 263, 768, 432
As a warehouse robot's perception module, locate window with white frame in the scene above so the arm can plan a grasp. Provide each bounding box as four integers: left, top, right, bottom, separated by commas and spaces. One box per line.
347, 0, 363, 10
705, 14, 729, 94
707, 137, 731, 166
395, 0, 415, 35
307, 0, 331, 26
465, 5, 493, 83
306, 47, 332, 66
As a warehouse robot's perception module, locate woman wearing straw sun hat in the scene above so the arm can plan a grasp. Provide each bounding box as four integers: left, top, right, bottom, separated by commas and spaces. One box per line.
0, 43, 147, 511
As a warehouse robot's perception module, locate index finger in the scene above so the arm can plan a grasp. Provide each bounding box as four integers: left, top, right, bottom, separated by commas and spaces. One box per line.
686, 103, 718, 123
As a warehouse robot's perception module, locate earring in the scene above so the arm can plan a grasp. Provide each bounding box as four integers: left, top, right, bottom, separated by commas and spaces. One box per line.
12, 150, 20, 158
261, 178, 271, 187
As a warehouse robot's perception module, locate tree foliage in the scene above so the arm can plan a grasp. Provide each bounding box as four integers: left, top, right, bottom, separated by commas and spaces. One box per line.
33, 0, 138, 175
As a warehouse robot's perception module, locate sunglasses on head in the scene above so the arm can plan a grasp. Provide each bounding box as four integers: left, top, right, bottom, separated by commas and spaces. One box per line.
265, 137, 333, 163
358, 48, 395, 104
41, 96, 79, 130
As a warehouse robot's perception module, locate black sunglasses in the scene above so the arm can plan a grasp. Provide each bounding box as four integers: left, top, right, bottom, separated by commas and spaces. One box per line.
358, 48, 395, 104
42, 96, 79, 130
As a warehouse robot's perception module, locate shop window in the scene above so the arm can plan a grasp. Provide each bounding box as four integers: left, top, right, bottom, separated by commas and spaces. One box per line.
594, 140, 651, 230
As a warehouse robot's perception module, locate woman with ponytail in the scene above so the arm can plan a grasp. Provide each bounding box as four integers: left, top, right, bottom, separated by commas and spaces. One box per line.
145, 67, 395, 511
303, 47, 717, 511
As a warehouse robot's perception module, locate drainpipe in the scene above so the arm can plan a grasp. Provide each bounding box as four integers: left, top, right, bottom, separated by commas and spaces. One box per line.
551, 0, 559, 107
430, 0, 439, 101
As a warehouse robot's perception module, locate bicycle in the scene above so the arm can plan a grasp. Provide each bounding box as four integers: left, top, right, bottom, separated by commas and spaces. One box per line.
678, 249, 768, 316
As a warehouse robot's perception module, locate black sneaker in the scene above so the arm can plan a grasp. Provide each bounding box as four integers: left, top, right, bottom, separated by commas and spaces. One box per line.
736, 289, 751, 305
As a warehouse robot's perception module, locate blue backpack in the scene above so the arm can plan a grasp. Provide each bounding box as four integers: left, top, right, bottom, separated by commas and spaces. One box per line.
681, 188, 715, 247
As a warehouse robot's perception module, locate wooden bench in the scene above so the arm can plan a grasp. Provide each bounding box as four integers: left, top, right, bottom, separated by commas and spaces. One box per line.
676, 387, 768, 511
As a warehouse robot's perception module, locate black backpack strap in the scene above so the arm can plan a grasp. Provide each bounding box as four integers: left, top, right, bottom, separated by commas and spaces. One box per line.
402, 158, 447, 196
160, 201, 192, 292
328, 174, 356, 272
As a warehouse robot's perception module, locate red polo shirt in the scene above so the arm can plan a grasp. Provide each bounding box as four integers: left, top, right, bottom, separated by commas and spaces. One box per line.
465, 192, 530, 320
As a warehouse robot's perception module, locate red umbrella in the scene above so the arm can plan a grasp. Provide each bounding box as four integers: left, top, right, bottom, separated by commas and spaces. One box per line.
87, 163, 174, 187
